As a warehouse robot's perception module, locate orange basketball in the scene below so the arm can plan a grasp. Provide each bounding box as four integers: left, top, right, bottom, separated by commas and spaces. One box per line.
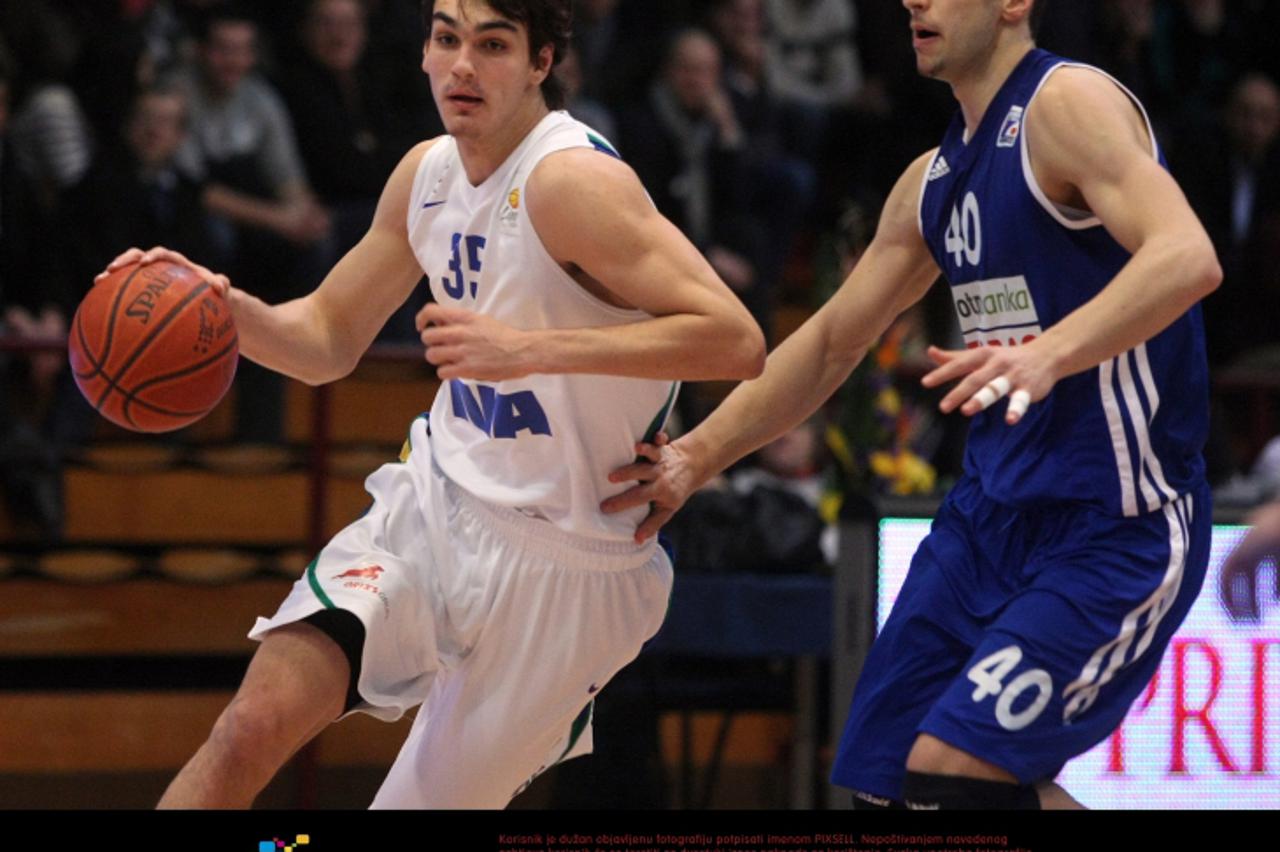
68, 260, 238, 432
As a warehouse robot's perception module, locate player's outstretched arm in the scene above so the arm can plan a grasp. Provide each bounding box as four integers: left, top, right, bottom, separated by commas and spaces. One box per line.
603, 151, 941, 540
417, 148, 765, 383
104, 141, 436, 386
921, 68, 1222, 424
1221, 501, 1280, 620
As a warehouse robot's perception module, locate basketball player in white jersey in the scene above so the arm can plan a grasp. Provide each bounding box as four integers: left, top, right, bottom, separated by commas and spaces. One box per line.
105, 0, 764, 808
605, 0, 1222, 809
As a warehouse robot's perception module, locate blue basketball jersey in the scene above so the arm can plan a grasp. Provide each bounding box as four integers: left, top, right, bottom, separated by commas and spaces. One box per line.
919, 48, 1209, 517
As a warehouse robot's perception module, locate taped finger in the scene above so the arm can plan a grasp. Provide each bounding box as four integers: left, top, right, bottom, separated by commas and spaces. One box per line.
973, 375, 1012, 410
1008, 389, 1031, 420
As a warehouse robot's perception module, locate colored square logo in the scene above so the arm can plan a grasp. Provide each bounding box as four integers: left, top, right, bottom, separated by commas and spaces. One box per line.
297, 838, 310, 846
259, 844, 275, 852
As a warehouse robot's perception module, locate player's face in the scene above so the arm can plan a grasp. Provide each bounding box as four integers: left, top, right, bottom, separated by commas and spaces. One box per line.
422, 0, 552, 141
903, 0, 1005, 82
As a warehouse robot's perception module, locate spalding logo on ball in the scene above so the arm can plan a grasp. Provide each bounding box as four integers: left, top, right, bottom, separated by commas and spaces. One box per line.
69, 260, 238, 432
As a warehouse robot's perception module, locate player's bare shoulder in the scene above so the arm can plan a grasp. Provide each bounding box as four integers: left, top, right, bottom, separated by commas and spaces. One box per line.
1025, 67, 1153, 191
524, 147, 651, 259
372, 137, 446, 235
879, 148, 941, 247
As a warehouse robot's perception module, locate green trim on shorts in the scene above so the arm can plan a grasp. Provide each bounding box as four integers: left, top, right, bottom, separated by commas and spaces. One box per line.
399, 411, 432, 462
642, 383, 679, 444
556, 701, 594, 765
306, 556, 337, 610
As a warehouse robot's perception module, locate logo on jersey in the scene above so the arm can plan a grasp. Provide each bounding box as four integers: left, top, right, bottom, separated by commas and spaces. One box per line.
928, 155, 951, 181
333, 565, 390, 614
500, 187, 520, 226
449, 380, 552, 439
258, 836, 309, 852
951, 276, 1043, 348
588, 132, 621, 159
997, 105, 1024, 148
333, 565, 384, 581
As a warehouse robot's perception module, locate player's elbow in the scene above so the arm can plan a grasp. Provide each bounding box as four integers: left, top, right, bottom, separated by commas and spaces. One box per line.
298, 361, 354, 387
725, 320, 767, 379
1175, 235, 1223, 301
1195, 248, 1223, 298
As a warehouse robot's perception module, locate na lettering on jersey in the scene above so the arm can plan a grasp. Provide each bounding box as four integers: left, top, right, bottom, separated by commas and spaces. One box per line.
449, 380, 553, 439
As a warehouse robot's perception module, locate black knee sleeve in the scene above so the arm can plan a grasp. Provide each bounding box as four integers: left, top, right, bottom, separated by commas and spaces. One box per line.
902, 771, 1041, 810
852, 790, 907, 810
302, 608, 366, 714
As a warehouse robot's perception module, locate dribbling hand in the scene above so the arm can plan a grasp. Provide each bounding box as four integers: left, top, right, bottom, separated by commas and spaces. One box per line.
98, 246, 232, 298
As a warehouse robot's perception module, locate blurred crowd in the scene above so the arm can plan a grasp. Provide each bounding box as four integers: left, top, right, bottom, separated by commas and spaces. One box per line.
1, 0, 1279, 537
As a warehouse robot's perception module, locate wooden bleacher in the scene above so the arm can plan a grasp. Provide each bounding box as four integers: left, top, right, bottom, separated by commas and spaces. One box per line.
0, 358, 436, 807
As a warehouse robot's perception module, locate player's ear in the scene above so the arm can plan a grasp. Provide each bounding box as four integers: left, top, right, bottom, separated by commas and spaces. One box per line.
531, 43, 553, 85
1001, 0, 1033, 28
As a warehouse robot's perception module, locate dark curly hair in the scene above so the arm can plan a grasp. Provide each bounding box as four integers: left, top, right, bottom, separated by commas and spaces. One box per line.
421, 0, 573, 110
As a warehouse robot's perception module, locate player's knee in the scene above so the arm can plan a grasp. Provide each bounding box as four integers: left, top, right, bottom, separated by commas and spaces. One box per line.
207, 692, 294, 768
905, 733, 1013, 779
902, 771, 1041, 810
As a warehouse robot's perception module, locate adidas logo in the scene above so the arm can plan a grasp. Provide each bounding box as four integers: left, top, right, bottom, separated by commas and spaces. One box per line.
928, 156, 951, 181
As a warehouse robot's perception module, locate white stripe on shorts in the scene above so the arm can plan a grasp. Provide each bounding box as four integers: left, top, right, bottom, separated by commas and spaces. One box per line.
1061, 493, 1189, 723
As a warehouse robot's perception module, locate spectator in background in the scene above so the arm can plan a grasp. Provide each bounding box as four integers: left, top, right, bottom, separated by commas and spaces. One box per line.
0, 44, 73, 538
279, 0, 428, 341
763, 0, 863, 111
706, 0, 816, 303
171, 5, 329, 262
169, 3, 331, 443
761, 0, 894, 215
359, 0, 443, 136
1178, 72, 1280, 367
282, 0, 414, 226
618, 29, 771, 340
572, 0, 621, 98
572, 0, 693, 107
0, 1, 95, 213
1091, 0, 1169, 131
62, 87, 212, 303
557, 44, 616, 142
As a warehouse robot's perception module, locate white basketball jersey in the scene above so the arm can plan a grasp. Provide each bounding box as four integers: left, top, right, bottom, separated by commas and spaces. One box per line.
407, 111, 679, 542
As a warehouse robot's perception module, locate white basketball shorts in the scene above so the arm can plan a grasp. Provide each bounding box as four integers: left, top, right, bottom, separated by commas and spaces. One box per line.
249, 418, 673, 808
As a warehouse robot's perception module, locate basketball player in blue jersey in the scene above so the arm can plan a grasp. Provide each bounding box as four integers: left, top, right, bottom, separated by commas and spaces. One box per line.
606, 0, 1222, 809
103, 0, 764, 808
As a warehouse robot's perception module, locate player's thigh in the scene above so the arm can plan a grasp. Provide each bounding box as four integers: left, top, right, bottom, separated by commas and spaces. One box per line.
919, 491, 1211, 783
371, 544, 673, 809
251, 461, 445, 720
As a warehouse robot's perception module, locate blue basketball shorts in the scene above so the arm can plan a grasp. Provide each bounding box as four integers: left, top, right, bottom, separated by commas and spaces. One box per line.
830, 474, 1211, 800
